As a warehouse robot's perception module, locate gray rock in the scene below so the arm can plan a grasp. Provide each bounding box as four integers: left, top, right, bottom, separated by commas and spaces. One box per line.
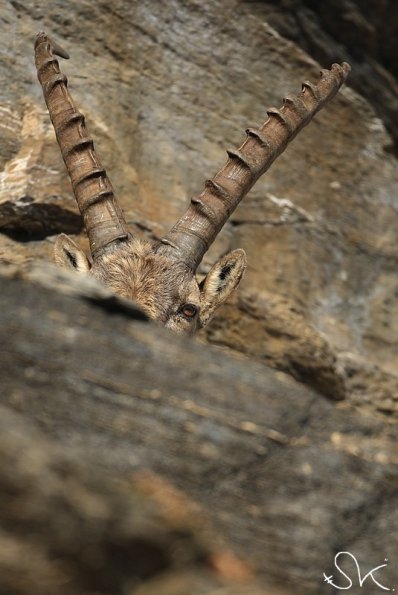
1, 0, 397, 395
0, 270, 397, 593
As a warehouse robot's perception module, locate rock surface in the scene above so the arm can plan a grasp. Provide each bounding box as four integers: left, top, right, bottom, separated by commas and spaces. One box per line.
0, 0, 397, 592
1, 0, 397, 397
249, 0, 398, 152
0, 268, 397, 594
0, 396, 265, 595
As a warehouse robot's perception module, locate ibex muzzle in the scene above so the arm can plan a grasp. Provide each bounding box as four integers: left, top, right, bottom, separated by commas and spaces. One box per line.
35, 32, 350, 334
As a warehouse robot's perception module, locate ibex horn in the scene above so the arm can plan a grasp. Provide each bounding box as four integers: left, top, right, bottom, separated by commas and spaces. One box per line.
35, 32, 130, 259
159, 62, 351, 271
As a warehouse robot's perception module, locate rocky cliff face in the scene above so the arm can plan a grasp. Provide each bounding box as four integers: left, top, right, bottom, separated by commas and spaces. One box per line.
1, 0, 397, 402
0, 268, 397, 594
0, 1, 397, 593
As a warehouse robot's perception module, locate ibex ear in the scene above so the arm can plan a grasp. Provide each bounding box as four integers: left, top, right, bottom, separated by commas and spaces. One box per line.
54, 233, 91, 273
199, 249, 247, 328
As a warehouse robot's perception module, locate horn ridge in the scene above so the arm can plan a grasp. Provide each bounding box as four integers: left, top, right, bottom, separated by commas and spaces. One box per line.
34, 32, 130, 258
159, 62, 351, 270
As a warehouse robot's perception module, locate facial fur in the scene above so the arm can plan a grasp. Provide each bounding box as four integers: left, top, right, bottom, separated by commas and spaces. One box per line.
91, 238, 201, 334
55, 234, 246, 334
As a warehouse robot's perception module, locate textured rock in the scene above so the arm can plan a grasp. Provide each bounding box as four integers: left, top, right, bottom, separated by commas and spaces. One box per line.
0, 269, 397, 594
1, 0, 397, 397
0, 401, 265, 595
249, 0, 398, 153
205, 287, 346, 400
0, 0, 398, 592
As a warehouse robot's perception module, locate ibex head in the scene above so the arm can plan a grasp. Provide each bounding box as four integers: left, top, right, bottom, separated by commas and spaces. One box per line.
35, 32, 350, 334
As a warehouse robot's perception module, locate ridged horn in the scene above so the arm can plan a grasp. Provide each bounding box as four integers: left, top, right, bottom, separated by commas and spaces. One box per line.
34, 32, 130, 259
159, 62, 351, 271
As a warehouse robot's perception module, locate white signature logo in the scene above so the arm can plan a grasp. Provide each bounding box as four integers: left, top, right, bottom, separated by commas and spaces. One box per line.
323, 552, 394, 591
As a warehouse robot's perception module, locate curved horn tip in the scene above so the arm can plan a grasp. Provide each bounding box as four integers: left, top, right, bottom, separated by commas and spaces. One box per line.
327, 62, 352, 78
34, 32, 47, 49
340, 61, 352, 76
34, 31, 70, 60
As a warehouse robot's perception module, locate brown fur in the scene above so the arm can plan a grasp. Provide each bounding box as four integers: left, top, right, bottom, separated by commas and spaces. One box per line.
55, 234, 246, 334
93, 238, 201, 333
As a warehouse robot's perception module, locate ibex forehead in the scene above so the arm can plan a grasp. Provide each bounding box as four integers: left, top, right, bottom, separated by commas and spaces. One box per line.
92, 238, 200, 328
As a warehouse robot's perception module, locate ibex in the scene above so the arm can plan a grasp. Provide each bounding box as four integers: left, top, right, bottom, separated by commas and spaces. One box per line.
34, 32, 350, 334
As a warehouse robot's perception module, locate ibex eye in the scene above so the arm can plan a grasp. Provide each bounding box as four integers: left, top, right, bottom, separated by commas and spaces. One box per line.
180, 304, 198, 318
